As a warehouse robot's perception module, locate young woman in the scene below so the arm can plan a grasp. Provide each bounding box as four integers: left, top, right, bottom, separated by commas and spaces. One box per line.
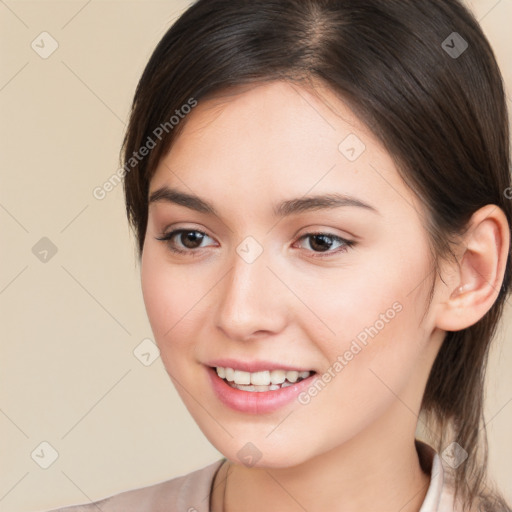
50, 0, 511, 511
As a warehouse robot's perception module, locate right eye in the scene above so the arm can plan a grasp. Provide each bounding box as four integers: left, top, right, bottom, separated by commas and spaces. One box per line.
155, 229, 217, 255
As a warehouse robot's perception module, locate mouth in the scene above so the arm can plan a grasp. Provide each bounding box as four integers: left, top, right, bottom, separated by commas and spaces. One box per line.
212, 366, 316, 392
205, 361, 319, 413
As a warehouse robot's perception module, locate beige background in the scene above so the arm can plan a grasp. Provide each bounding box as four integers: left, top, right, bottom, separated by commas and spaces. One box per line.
0, 1, 511, 511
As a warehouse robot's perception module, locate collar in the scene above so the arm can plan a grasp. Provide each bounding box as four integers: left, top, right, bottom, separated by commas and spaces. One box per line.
416, 439, 458, 512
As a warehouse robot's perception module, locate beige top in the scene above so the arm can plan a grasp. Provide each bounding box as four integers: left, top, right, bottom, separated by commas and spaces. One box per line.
44, 440, 461, 512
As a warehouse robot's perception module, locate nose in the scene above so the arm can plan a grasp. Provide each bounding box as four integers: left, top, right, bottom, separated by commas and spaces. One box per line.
214, 248, 290, 341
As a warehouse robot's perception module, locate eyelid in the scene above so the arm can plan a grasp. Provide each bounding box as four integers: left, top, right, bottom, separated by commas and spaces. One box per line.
294, 223, 359, 241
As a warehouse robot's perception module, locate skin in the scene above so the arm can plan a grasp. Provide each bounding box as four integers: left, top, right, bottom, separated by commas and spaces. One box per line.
140, 80, 509, 512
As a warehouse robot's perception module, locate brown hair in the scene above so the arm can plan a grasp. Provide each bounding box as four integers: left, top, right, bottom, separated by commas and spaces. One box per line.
121, 1, 511, 510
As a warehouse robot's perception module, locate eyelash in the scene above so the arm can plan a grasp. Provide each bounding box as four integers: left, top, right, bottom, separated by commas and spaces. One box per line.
155, 229, 356, 258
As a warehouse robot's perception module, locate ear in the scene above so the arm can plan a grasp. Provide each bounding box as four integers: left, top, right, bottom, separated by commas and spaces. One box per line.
435, 204, 510, 332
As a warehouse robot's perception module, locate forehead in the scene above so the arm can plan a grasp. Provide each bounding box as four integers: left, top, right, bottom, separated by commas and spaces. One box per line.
150, 80, 423, 222
168, 80, 370, 160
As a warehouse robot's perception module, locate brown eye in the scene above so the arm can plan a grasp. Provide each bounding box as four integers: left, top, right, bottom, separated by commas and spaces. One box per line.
178, 230, 205, 249
308, 234, 335, 252
155, 229, 215, 254
295, 232, 355, 257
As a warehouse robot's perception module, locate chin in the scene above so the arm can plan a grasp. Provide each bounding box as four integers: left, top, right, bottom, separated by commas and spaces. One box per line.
206, 434, 316, 470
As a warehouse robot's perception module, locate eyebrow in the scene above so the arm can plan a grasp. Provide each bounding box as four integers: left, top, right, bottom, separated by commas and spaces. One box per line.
148, 185, 380, 217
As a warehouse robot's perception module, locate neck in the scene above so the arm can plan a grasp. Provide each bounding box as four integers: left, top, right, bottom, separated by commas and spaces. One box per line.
214, 406, 431, 512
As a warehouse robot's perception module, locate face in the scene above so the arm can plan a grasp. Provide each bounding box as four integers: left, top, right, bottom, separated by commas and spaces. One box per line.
141, 80, 444, 467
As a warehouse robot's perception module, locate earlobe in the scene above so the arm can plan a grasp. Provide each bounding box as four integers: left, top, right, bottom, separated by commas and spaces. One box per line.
435, 204, 509, 332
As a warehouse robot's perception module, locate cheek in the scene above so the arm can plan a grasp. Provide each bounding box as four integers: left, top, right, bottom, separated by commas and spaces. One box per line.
296, 243, 430, 396
295, 259, 414, 352
140, 246, 205, 356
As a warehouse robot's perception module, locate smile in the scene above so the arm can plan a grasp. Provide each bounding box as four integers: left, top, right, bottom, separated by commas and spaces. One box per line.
215, 366, 313, 391
206, 365, 318, 414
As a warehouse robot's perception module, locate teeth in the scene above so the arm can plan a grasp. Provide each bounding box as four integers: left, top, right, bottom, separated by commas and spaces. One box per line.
251, 371, 270, 386
215, 366, 313, 387
270, 369, 286, 384
231, 383, 292, 392
235, 384, 255, 391
286, 371, 299, 383
233, 370, 251, 385
224, 367, 235, 382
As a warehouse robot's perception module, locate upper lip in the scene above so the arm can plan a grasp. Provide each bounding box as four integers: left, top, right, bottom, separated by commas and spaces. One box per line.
205, 358, 315, 373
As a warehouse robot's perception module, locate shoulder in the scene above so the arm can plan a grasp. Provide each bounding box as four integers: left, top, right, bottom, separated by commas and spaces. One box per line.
42, 458, 226, 512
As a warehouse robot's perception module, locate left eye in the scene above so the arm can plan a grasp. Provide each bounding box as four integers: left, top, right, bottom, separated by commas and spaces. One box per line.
294, 233, 355, 256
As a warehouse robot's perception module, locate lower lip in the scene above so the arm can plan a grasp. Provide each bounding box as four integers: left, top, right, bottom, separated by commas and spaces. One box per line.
206, 366, 317, 414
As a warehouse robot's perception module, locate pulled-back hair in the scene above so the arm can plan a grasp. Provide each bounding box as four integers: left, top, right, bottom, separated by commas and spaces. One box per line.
121, 1, 512, 509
